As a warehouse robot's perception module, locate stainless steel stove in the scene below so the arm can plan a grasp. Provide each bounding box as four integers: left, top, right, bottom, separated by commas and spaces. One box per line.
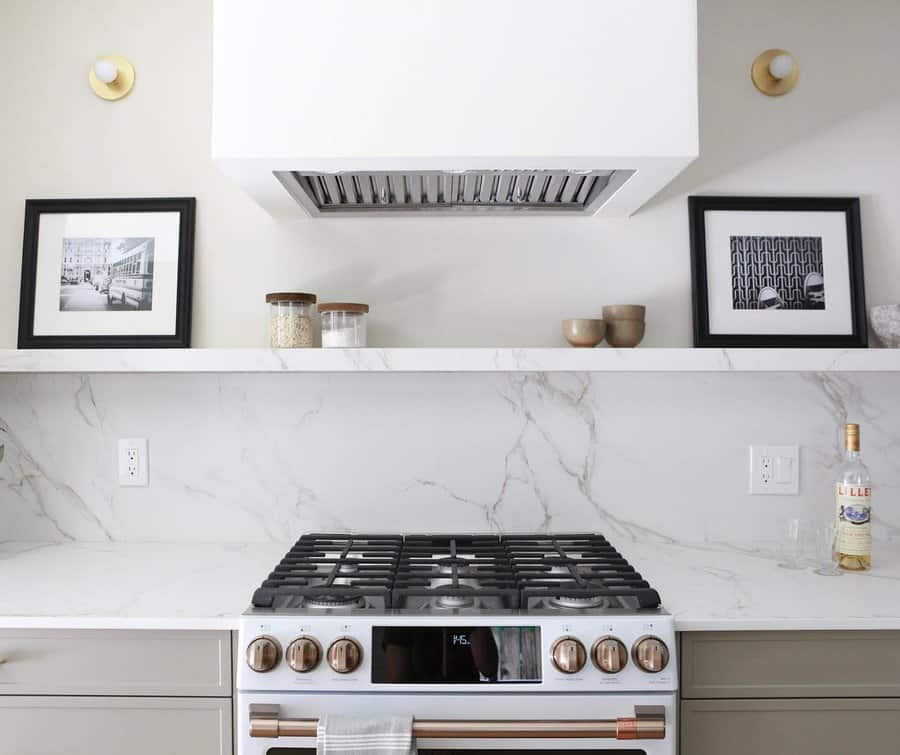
238, 534, 677, 753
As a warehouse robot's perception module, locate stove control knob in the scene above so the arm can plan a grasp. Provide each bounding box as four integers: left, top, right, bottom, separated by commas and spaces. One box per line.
592, 636, 628, 674
327, 638, 362, 674
286, 636, 321, 673
551, 637, 587, 674
632, 636, 670, 673
246, 636, 281, 673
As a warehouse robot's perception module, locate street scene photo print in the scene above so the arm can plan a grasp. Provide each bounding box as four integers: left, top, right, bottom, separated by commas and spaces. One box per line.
730, 235, 825, 311
59, 237, 155, 311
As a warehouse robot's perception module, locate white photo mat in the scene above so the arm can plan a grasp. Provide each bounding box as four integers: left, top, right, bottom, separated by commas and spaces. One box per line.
704, 210, 853, 336
32, 211, 181, 337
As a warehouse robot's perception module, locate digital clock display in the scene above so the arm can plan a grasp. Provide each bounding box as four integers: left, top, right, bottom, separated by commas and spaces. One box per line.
371, 626, 541, 684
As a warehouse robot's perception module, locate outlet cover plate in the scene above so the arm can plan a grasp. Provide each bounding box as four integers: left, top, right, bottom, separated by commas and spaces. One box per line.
749, 444, 799, 495
118, 438, 148, 487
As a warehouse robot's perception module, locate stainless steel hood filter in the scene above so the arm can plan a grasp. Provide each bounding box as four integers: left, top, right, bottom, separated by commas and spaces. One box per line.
275, 169, 633, 214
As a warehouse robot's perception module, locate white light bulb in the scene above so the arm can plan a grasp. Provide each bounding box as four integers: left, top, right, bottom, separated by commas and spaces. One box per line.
768, 54, 794, 80
93, 59, 119, 84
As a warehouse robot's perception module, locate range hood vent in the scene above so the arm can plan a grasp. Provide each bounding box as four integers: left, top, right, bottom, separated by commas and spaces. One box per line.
213, 1, 698, 219
276, 170, 633, 214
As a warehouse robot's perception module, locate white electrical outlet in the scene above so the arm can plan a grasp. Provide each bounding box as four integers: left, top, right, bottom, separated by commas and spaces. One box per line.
118, 438, 148, 487
749, 445, 799, 495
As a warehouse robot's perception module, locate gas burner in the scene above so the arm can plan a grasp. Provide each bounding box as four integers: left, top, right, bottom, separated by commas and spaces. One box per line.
304, 595, 367, 610
436, 594, 475, 609
550, 594, 608, 609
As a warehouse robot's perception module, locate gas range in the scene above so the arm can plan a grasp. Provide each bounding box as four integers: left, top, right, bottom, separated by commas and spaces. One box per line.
238, 533, 677, 753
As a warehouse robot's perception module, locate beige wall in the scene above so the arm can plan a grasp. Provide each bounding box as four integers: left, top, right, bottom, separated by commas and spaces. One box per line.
1, 0, 898, 348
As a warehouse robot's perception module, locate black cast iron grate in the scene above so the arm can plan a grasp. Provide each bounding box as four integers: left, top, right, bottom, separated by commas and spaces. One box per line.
251, 532, 660, 610
251, 534, 401, 609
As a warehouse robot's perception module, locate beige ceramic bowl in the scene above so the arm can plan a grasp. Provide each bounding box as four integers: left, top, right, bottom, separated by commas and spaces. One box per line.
602, 304, 646, 322
562, 318, 606, 348
602, 304, 646, 348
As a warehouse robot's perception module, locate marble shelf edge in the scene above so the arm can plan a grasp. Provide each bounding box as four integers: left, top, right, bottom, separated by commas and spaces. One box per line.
1, 348, 899, 374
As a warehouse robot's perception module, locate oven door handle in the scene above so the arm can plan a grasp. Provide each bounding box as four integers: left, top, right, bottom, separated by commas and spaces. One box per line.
249, 704, 666, 740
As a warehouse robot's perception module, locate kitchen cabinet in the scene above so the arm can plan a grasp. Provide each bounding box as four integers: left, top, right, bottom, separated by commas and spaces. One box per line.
682, 698, 900, 755
0, 629, 231, 696
680, 631, 900, 755
0, 696, 231, 755
0, 629, 232, 755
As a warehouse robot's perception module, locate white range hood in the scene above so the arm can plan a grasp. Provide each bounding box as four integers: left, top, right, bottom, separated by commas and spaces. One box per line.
212, 0, 698, 217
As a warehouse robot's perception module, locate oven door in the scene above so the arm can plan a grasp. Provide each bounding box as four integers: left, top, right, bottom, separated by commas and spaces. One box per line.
239, 692, 676, 754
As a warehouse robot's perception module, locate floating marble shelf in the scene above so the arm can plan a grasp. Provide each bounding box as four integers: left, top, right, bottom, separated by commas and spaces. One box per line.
1, 348, 900, 373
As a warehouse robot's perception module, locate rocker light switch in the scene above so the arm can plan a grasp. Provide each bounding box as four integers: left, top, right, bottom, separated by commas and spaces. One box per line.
774, 456, 793, 484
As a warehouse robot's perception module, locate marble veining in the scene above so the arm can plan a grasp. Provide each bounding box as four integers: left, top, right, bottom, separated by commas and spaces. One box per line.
2, 371, 900, 549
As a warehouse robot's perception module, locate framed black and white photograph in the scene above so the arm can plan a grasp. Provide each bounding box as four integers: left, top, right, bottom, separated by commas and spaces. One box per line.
689, 196, 867, 347
18, 198, 195, 348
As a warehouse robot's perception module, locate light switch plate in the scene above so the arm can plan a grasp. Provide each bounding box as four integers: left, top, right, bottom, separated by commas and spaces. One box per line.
749, 445, 799, 495
118, 438, 148, 487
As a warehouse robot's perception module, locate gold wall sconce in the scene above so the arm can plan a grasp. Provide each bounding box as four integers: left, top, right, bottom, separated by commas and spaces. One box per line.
751, 49, 798, 96
89, 55, 135, 101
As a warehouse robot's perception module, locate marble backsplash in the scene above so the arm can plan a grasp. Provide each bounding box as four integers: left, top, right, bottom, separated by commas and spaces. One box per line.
1, 371, 898, 547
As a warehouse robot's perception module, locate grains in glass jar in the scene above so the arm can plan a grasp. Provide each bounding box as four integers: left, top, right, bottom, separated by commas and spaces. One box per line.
266, 292, 316, 348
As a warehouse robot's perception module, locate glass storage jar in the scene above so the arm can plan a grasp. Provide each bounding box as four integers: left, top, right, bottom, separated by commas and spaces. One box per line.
266, 292, 316, 348
319, 302, 369, 347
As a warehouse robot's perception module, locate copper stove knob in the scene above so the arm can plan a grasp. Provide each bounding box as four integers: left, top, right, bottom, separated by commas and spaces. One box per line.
327, 637, 362, 674
550, 637, 587, 674
246, 636, 281, 673
592, 636, 628, 673
286, 636, 321, 673
633, 636, 670, 673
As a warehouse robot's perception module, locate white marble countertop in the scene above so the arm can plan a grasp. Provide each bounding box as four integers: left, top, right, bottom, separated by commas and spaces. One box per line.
0, 541, 286, 630
1, 540, 898, 631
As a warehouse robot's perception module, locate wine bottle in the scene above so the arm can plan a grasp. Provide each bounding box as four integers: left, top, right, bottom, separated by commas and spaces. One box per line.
835, 423, 872, 571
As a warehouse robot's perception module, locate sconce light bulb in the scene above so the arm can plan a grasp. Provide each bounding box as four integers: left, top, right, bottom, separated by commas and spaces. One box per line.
93, 59, 119, 84
768, 54, 794, 80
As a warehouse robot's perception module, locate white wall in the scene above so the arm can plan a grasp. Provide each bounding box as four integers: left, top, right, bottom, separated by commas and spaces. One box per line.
1, 0, 899, 348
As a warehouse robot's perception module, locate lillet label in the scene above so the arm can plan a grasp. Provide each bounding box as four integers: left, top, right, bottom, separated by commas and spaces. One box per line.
836, 484, 872, 558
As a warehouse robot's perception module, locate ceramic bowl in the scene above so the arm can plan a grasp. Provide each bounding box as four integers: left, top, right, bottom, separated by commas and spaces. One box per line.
869, 305, 900, 347
602, 304, 646, 347
562, 318, 606, 348
605, 319, 645, 347
601, 304, 646, 322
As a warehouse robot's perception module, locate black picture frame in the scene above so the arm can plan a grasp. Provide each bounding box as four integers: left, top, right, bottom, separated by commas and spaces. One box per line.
688, 196, 867, 348
17, 197, 195, 349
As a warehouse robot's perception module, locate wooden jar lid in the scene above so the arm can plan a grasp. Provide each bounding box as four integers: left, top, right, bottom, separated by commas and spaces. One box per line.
318, 302, 369, 313
265, 292, 317, 304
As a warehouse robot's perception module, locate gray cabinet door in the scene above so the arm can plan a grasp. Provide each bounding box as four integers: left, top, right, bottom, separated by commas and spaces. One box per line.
0, 629, 231, 696
0, 696, 231, 755
681, 630, 900, 698
681, 698, 900, 755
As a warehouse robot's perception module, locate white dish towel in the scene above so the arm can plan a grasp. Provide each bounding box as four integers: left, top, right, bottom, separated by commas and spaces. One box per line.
316, 715, 417, 755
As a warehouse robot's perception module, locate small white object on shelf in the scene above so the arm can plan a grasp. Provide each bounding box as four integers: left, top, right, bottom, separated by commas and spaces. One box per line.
319, 303, 368, 348
869, 305, 900, 347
